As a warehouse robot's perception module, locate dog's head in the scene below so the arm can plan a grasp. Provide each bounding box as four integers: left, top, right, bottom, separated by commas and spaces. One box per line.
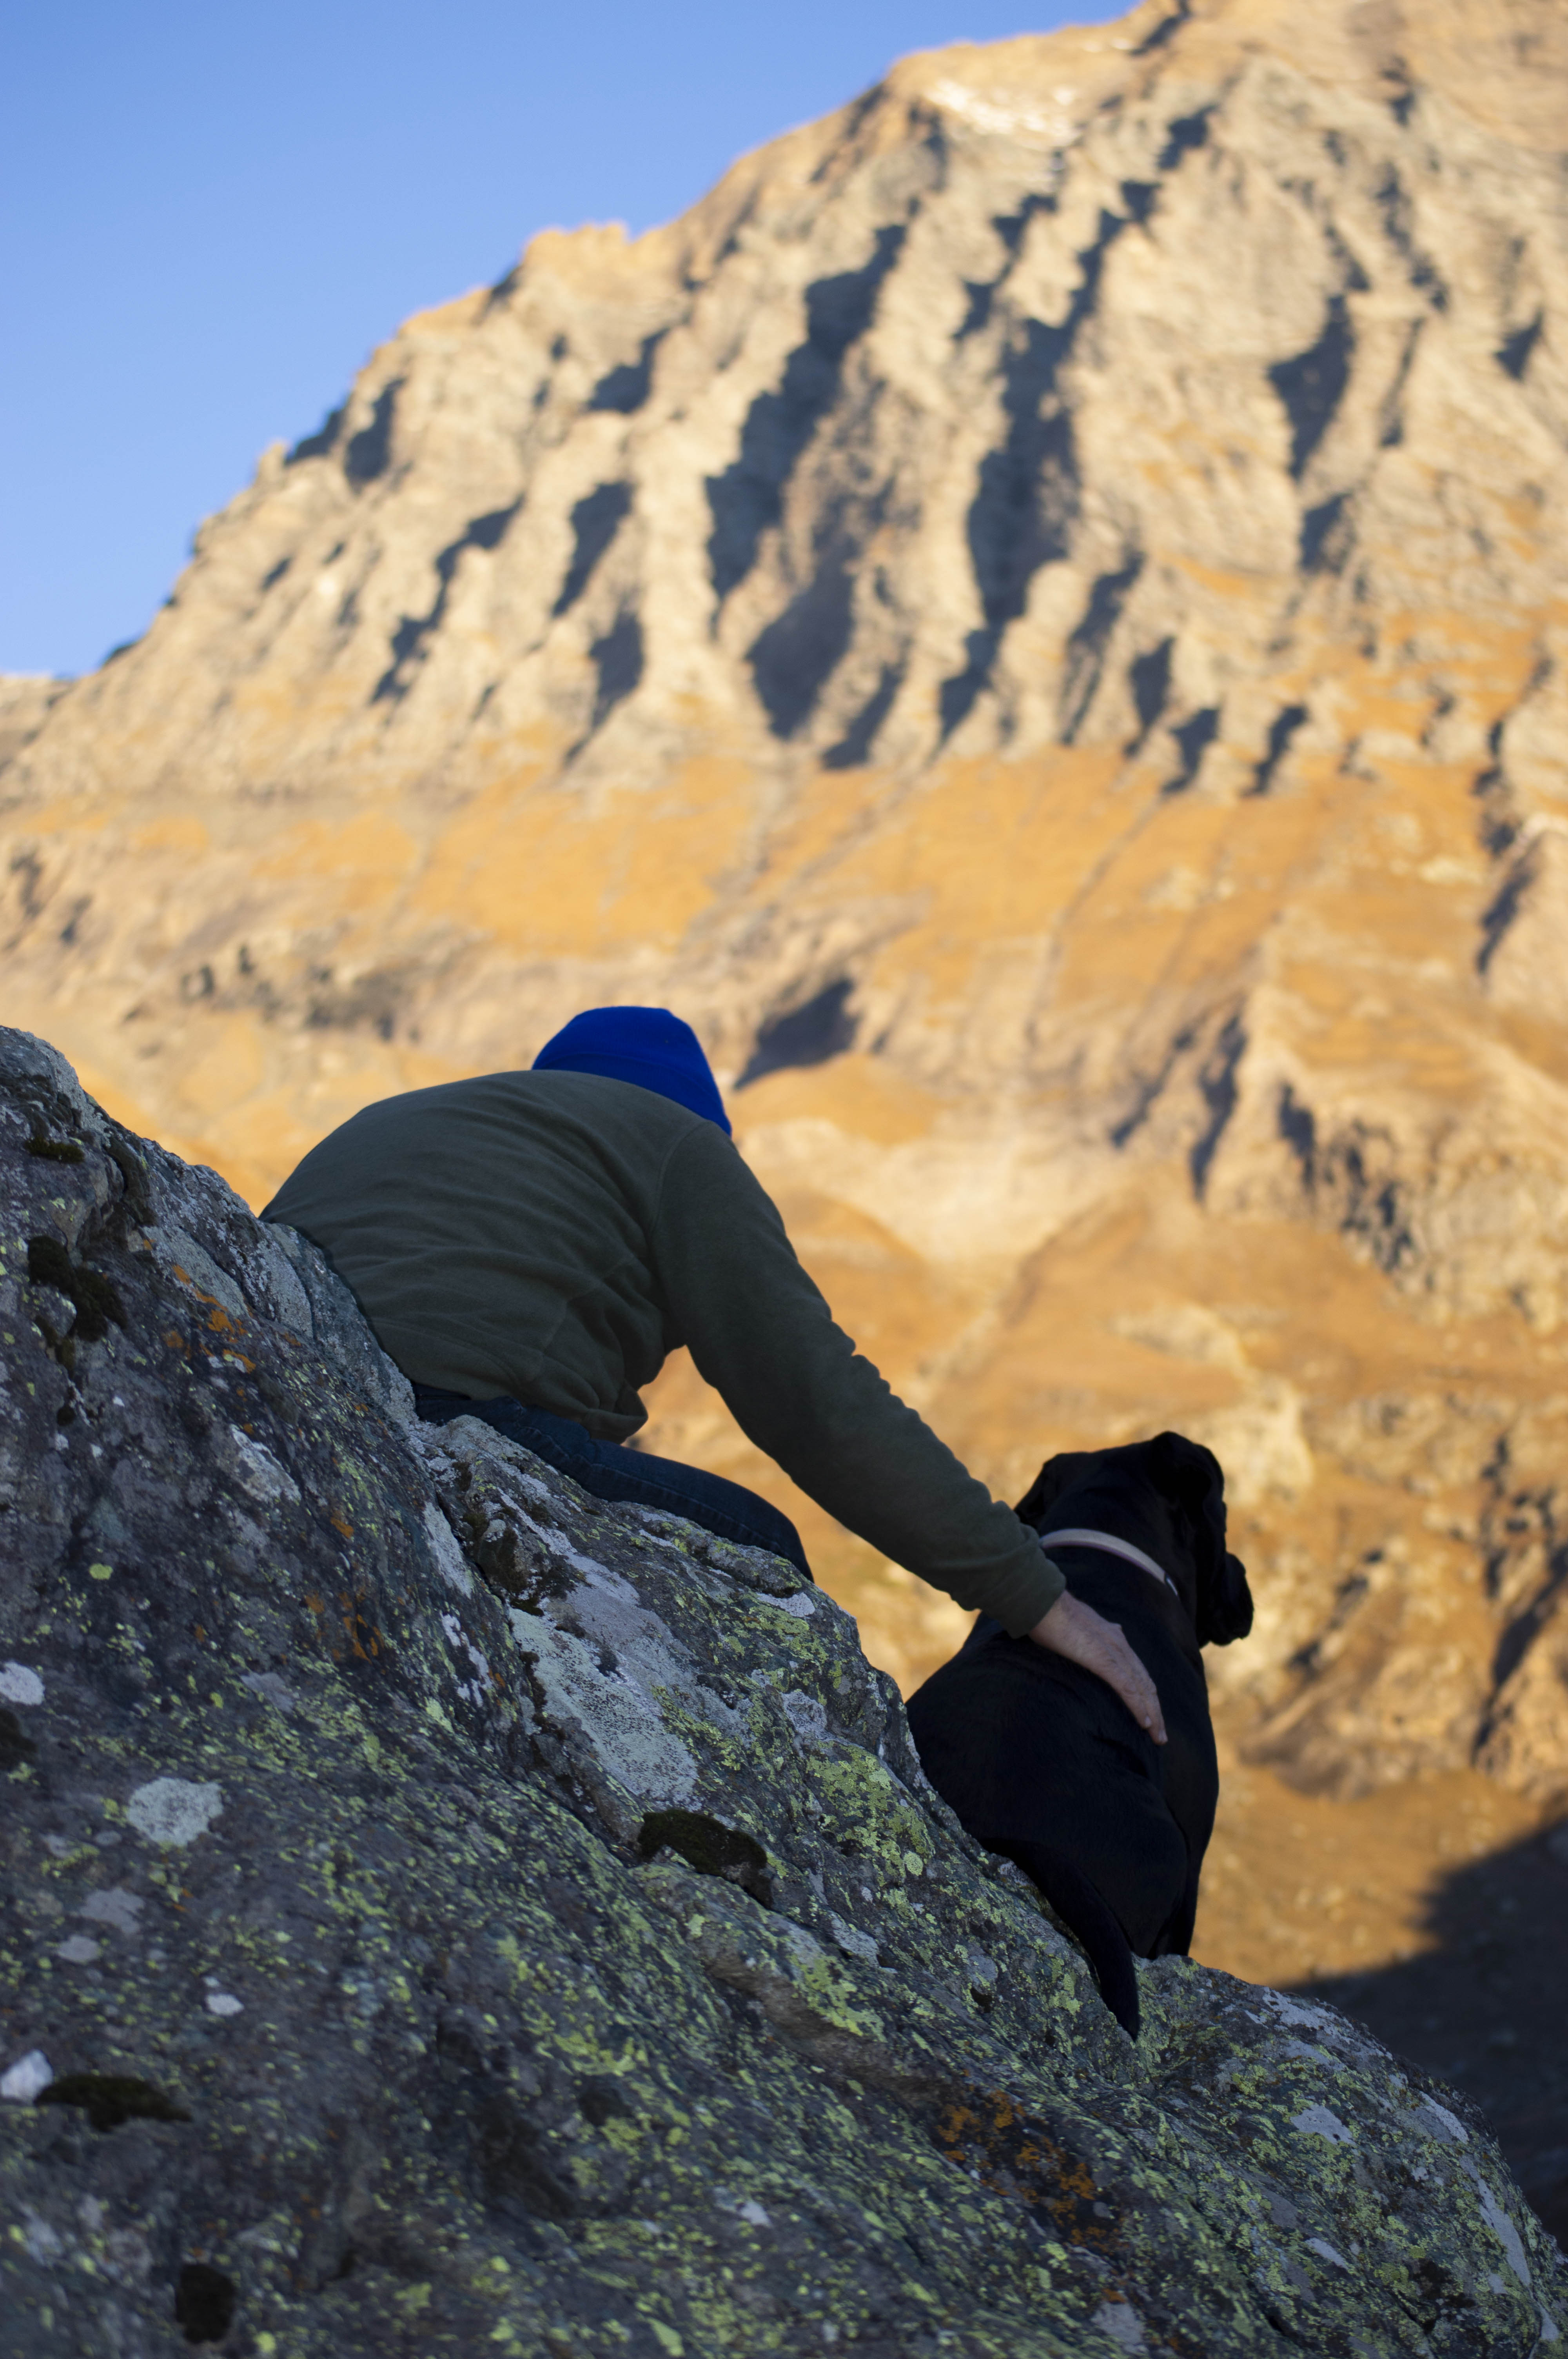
1015, 1430, 1253, 1647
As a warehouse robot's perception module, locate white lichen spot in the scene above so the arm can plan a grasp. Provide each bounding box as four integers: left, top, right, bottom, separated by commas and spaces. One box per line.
518, 1508, 630, 1588
737, 2200, 771, 2229
1290, 2105, 1354, 2145
508, 1610, 696, 1804
770, 1591, 817, 1619
1472, 2174, 1532, 2287
227, 1425, 301, 1507
22, 2206, 63, 2265
56, 1934, 101, 1965
439, 1612, 493, 1707
581, 1557, 638, 1600
0, 1660, 44, 1705
829, 1914, 879, 1966
781, 1690, 828, 1745
1307, 2237, 1351, 2270
1539, 2306, 1561, 2343
79, 1886, 145, 1935
205, 1992, 243, 2017
241, 1670, 297, 1714
784, 1923, 828, 1972
1091, 2296, 1146, 2349
1414, 2097, 1469, 2145
422, 1500, 474, 1596
1281, 2038, 1341, 2073
126, 1777, 224, 1848
1264, 1991, 1337, 2035
1, 2049, 53, 2101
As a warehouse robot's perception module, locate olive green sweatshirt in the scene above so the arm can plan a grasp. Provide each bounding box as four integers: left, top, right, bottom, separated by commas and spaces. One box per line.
264, 1070, 1062, 1636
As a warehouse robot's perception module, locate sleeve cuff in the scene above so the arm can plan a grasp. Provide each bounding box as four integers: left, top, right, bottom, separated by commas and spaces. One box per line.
988, 1546, 1066, 1639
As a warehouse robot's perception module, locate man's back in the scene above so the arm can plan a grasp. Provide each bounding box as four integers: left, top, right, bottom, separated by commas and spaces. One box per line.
265, 1068, 715, 1437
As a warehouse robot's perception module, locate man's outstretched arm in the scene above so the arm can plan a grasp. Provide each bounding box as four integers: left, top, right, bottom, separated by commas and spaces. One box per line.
651, 1124, 1062, 1635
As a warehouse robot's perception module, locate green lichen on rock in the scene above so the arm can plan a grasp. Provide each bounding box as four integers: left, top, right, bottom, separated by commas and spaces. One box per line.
0, 1025, 1562, 2356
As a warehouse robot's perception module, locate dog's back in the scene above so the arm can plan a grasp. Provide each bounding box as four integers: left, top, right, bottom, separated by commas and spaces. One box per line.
906, 1432, 1252, 2036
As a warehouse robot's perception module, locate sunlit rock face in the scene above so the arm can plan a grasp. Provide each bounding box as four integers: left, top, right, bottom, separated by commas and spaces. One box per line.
2, 1027, 1563, 2354
2, 0, 1567, 1797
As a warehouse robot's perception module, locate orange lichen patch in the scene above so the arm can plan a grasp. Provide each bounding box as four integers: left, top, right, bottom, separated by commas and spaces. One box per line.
329, 1512, 354, 1541
171, 1270, 245, 1339
337, 1592, 382, 1660
931, 2088, 1110, 2245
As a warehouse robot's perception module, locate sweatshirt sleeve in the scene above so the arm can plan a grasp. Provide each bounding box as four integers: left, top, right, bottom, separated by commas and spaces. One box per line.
648, 1126, 1063, 1638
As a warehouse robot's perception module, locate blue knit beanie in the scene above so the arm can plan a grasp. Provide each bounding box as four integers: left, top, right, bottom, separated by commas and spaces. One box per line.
532, 1006, 731, 1134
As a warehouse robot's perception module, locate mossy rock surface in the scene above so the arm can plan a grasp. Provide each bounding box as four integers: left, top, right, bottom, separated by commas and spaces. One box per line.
0, 1025, 1562, 2356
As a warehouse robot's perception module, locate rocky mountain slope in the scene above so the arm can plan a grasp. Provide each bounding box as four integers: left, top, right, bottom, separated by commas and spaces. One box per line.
2, 0, 1566, 1844
2, 1025, 1563, 2355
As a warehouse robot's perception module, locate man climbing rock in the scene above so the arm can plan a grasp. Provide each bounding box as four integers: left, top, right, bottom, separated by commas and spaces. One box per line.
265, 1005, 1163, 1739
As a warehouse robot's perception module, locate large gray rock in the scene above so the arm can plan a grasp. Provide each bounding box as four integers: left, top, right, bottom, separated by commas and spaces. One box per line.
1, 1025, 1563, 2354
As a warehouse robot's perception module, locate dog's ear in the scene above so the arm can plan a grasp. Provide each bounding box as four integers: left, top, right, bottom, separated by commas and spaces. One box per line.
1206, 1550, 1254, 1646
1149, 1432, 1254, 1647
1014, 1452, 1083, 1530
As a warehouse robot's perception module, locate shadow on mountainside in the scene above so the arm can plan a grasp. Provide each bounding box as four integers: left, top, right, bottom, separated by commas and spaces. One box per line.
1299, 1814, 1568, 2247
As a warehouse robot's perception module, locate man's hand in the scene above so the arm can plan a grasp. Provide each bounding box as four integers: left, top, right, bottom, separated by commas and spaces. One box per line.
1027, 1589, 1168, 1745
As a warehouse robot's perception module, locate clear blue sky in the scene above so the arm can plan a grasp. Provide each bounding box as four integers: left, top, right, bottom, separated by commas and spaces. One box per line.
3, 2, 1123, 679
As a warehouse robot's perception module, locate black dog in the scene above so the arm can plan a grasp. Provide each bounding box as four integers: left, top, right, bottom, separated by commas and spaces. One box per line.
906, 1432, 1253, 2037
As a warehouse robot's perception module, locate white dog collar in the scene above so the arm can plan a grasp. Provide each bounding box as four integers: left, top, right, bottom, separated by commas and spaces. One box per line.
1037, 1526, 1178, 1596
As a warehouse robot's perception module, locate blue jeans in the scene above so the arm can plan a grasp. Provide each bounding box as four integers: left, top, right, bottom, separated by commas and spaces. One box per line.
412, 1386, 811, 1582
